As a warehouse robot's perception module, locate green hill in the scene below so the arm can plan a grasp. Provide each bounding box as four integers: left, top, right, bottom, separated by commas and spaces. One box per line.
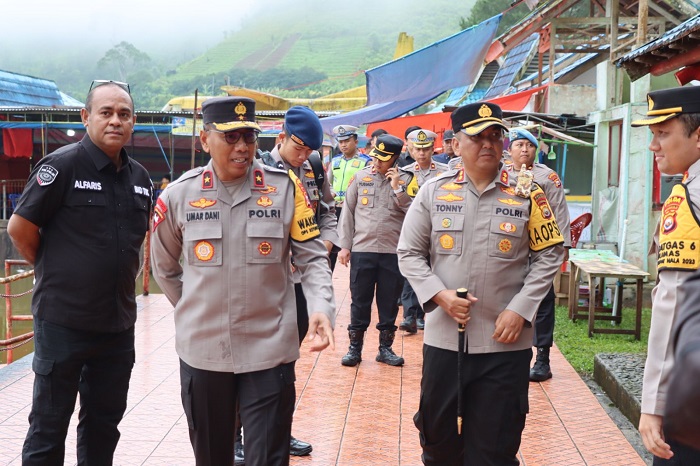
166, 0, 476, 96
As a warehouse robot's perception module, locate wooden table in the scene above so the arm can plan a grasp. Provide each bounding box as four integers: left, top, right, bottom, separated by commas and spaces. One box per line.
567, 249, 649, 339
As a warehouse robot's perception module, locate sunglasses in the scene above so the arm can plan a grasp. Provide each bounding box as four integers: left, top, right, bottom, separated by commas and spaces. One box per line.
89, 80, 131, 94
209, 129, 258, 145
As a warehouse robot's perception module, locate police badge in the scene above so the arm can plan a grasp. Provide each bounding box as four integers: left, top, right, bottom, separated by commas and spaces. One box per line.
514, 164, 533, 198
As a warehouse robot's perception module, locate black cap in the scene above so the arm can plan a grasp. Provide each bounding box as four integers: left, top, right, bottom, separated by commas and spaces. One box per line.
451, 102, 508, 135
202, 97, 260, 132
369, 134, 404, 162
443, 129, 455, 141
631, 86, 700, 126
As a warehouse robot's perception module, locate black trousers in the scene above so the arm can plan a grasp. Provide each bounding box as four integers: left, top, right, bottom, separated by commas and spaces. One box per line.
329, 207, 342, 271
401, 278, 425, 320
653, 440, 700, 465
23, 319, 135, 466
295, 283, 309, 345
415, 345, 531, 466
181, 359, 296, 466
348, 252, 404, 332
533, 285, 556, 348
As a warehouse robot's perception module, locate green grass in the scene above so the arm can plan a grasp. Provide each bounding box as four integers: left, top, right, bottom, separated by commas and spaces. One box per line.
554, 304, 650, 376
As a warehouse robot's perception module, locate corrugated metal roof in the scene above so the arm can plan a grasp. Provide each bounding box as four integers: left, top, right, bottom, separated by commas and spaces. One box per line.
615, 13, 700, 80
0, 70, 64, 107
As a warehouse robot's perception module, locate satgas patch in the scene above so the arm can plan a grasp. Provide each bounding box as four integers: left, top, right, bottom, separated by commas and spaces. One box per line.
37, 165, 58, 186
662, 195, 683, 234
152, 197, 167, 230
533, 192, 553, 219
194, 241, 215, 261
74, 180, 102, 191
548, 172, 562, 188
189, 198, 217, 209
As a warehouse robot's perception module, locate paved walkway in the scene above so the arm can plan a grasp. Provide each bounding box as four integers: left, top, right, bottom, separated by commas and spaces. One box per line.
0, 265, 647, 465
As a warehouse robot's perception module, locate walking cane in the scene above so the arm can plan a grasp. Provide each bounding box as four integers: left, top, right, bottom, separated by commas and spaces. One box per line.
456, 287, 468, 435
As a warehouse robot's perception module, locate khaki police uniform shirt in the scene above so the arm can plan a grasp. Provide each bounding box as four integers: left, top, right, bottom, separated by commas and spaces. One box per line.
150, 159, 336, 373
397, 166, 565, 354
400, 160, 449, 195
643, 158, 700, 415
338, 165, 413, 253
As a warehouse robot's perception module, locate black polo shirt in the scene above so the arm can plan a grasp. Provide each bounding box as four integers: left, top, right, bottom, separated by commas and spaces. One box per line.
15, 135, 152, 333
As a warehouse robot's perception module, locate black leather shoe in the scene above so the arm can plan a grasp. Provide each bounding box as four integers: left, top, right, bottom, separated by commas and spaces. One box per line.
399, 316, 417, 334
290, 436, 313, 456
416, 318, 425, 330
234, 441, 245, 465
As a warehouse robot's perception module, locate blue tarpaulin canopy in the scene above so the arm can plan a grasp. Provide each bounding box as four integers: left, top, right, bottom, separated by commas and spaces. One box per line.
320, 15, 502, 133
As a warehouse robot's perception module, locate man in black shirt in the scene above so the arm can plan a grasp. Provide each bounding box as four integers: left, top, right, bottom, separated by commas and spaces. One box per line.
8, 80, 152, 465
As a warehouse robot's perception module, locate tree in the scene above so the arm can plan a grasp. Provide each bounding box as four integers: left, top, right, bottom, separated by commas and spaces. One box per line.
97, 41, 153, 82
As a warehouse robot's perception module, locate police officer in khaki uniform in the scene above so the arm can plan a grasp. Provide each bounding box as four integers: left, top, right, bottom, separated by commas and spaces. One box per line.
150, 97, 336, 466
504, 127, 571, 381
328, 125, 371, 270
338, 134, 414, 367
397, 102, 565, 465
398, 129, 447, 333
631, 86, 700, 465
255, 105, 337, 458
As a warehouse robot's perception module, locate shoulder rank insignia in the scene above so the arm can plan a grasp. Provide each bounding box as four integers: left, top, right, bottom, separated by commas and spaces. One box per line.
514, 165, 533, 198
202, 170, 214, 190
189, 198, 217, 209
500, 169, 510, 186
253, 168, 265, 188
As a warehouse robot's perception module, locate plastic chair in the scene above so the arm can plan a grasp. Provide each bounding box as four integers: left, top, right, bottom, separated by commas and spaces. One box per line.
570, 213, 592, 248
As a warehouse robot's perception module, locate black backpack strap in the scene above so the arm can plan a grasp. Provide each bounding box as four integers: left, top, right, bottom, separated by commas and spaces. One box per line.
307, 151, 325, 191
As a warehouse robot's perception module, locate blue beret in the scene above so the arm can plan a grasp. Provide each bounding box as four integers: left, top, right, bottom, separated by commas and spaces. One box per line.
285, 106, 323, 150
508, 128, 538, 148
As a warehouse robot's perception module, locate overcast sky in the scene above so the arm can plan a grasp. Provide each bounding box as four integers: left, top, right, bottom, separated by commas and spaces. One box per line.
3, 0, 266, 55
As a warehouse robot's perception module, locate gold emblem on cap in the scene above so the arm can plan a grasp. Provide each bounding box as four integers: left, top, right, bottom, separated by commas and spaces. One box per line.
648, 95, 655, 111
378, 142, 385, 151
235, 102, 247, 121
418, 131, 427, 141
478, 104, 492, 118
339, 127, 346, 134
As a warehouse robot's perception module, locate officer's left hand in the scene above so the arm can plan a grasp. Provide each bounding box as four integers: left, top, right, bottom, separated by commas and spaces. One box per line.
306, 313, 335, 352
492, 309, 525, 344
